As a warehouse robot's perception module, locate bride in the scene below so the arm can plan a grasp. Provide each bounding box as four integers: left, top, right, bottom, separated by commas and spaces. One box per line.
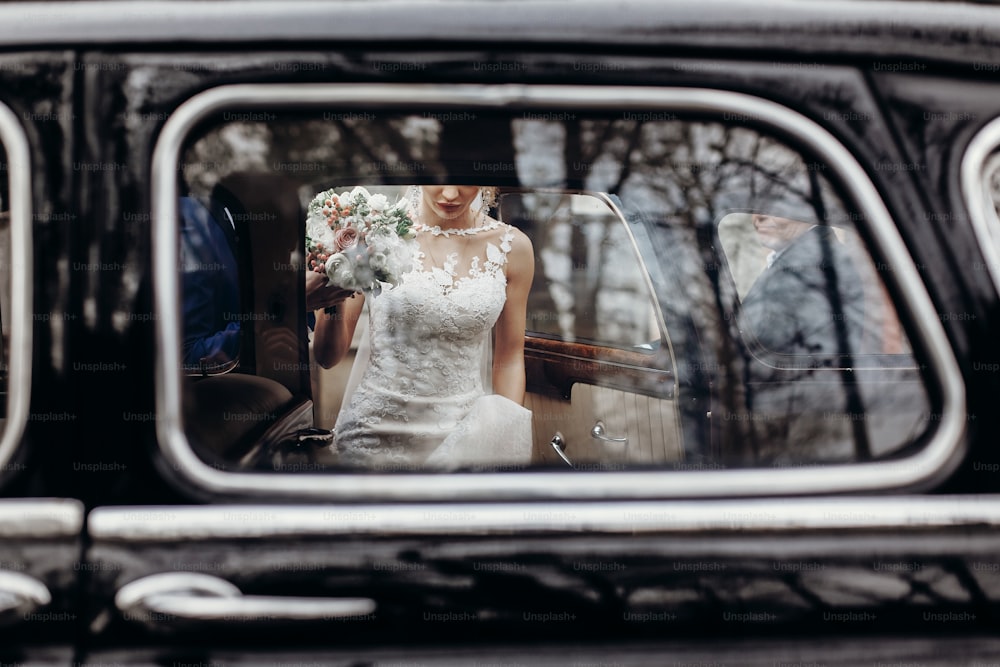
307, 185, 535, 471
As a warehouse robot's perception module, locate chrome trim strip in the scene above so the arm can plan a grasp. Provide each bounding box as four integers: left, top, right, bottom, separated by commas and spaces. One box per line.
115, 572, 376, 624
0, 571, 51, 616
0, 499, 84, 538
153, 84, 964, 500
90, 497, 1000, 541
0, 102, 33, 479
961, 116, 1000, 297
0, 1, 998, 51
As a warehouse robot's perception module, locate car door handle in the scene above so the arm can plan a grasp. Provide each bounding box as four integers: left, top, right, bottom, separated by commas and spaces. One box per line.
0, 571, 52, 625
115, 572, 375, 625
591, 420, 628, 444
550, 432, 574, 468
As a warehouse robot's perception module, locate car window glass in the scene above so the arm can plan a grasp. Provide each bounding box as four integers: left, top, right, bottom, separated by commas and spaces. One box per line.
173, 109, 932, 474
0, 143, 7, 421
986, 149, 1000, 222
501, 191, 659, 351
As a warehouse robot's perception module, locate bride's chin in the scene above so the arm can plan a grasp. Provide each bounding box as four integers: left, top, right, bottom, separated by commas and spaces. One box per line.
434, 206, 470, 221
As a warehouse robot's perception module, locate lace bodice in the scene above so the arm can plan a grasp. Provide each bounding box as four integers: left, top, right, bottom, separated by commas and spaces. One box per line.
407, 219, 512, 321
333, 224, 518, 468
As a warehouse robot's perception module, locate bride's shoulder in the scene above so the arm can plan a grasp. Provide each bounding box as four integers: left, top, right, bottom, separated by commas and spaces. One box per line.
501, 223, 534, 270
488, 217, 525, 240
490, 219, 530, 249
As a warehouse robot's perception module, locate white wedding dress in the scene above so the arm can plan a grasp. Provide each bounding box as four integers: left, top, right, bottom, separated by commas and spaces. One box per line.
333, 222, 534, 471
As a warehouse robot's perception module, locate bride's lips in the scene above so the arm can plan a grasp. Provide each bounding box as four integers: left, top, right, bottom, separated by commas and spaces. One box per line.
436, 203, 463, 215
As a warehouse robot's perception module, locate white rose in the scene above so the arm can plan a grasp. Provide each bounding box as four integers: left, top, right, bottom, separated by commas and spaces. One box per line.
382, 243, 414, 284
367, 193, 389, 212
348, 186, 371, 203
306, 212, 335, 250
365, 225, 392, 246
352, 257, 376, 290
326, 240, 381, 292
325, 252, 359, 290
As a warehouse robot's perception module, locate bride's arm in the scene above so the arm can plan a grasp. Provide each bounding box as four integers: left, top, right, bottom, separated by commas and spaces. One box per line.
492, 230, 535, 404
309, 273, 365, 369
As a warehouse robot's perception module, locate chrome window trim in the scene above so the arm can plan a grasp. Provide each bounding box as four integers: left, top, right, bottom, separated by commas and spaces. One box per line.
961, 116, 1000, 298
153, 83, 964, 501
0, 1, 998, 52
0, 499, 83, 539
91, 496, 999, 541
0, 102, 32, 480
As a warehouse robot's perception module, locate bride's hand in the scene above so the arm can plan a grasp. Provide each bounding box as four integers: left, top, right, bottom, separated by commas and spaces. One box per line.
305, 271, 356, 311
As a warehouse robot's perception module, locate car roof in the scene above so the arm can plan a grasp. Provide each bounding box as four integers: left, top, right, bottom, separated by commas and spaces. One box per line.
0, 0, 997, 64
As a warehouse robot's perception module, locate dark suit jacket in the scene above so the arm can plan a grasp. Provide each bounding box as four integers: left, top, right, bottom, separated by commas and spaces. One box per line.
732, 225, 871, 465
739, 225, 865, 366
180, 196, 241, 372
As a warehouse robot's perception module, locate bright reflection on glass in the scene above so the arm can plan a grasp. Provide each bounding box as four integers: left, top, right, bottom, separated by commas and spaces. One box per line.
173, 112, 933, 474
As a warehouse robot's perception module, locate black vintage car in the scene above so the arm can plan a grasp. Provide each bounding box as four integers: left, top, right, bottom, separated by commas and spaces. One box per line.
1, 0, 1000, 663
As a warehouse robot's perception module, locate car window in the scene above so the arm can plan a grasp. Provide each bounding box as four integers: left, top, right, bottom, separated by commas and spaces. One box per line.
0, 143, 8, 418
502, 191, 658, 350
962, 121, 1000, 302
152, 85, 959, 500
0, 102, 32, 486
986, 149, 1000, 222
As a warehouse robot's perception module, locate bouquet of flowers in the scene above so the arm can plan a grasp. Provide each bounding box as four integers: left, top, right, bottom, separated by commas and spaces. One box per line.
305, 186, 416, 297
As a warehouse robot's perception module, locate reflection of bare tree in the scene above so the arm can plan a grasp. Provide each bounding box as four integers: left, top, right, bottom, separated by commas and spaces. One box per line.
184, 113, 930, 468
557, 118, 926, 465
183, 123, 271, 195
510, 120, 655, 348
183, 116, 443, 203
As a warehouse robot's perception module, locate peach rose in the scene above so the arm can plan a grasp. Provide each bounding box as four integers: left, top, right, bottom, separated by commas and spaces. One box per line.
333, 226, 360, 252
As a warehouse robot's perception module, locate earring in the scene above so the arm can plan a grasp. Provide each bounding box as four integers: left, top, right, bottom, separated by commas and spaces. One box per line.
479, 186, 497, 212
408, 185, 421, 222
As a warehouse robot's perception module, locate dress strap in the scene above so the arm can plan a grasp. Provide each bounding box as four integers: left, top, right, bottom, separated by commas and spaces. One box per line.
500, 224, 515, 256
480, 224, 515, 275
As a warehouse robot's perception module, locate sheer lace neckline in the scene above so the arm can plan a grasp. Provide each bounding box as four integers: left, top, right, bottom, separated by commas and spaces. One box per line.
415, 217, 502, 238
411, 223, 514, 293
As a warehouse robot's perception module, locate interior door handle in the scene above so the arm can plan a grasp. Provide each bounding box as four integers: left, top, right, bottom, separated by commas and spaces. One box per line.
115, 572, 375, 626
0, 571, 52, 625
550, 432, 574, 468
591, 420, 628, 444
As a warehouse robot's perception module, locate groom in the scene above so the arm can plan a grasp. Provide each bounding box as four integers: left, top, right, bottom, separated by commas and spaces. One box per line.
734, 212, 870, 464
738, 213, 865, 363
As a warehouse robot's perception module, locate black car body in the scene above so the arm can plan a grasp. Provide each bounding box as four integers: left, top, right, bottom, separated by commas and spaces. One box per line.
0, 1, 999, 663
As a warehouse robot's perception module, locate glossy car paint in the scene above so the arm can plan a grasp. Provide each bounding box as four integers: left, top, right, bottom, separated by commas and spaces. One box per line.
0, 0, 997, 660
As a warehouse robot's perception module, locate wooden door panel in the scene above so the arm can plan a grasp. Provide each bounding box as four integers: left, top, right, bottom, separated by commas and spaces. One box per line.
527, 383, 682, 469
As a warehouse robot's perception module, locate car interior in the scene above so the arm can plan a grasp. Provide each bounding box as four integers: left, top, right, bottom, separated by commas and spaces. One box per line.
172, 107, 936, 478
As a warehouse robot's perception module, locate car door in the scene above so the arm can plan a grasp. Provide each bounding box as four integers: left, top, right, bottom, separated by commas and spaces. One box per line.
80, 57, 965, 643
502, 189, 682, 470
0, 52, 84, 665
51, 1, 1000, 661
